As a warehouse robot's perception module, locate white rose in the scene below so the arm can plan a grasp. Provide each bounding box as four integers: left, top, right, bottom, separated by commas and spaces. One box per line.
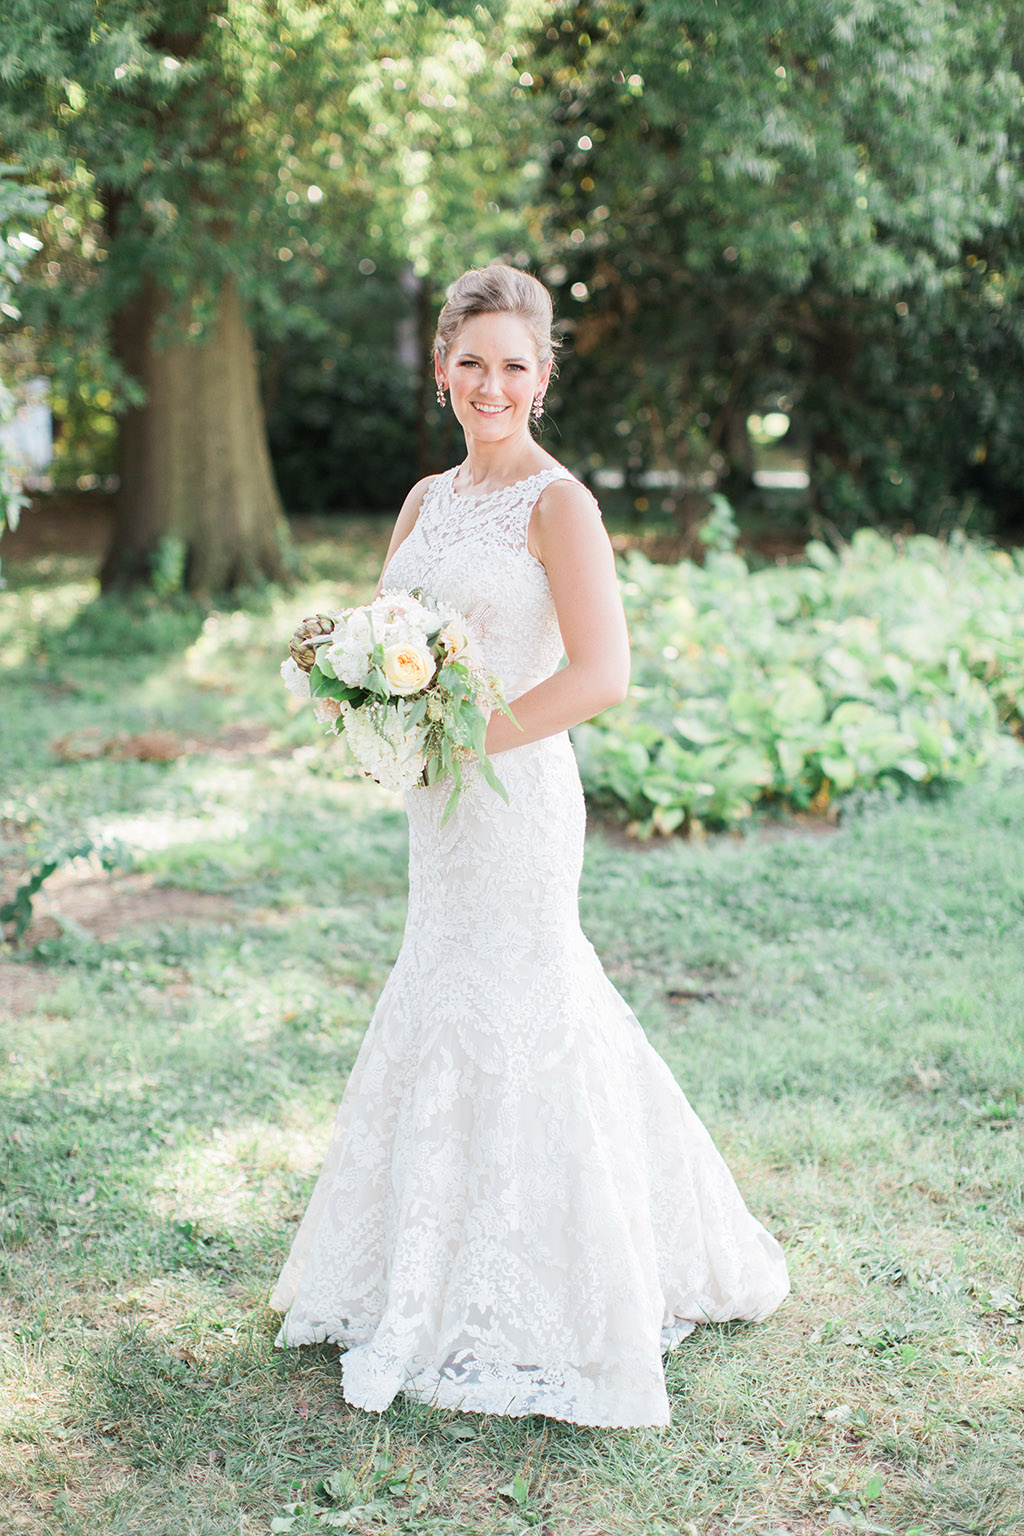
437, 621, 471, 662
376, 592, 437, 632
343, 609, 372, 646
313, 696, 342, 726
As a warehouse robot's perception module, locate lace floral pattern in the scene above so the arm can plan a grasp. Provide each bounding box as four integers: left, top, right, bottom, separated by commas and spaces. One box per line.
270, 467, 789, 1427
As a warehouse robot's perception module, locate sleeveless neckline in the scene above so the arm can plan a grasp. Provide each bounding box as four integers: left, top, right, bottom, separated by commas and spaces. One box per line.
447, 465, 569, 503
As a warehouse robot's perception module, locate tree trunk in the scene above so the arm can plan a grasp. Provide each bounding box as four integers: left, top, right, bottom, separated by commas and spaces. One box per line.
102, 279, 290, 594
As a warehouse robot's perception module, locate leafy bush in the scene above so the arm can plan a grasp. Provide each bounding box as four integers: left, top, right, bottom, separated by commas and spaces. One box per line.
575, 525, 1024, 834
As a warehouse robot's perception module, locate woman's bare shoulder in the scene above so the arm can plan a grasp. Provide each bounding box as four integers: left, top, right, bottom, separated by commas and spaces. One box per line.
534, 472, 600, 512
530, 473, 602, 550
400, 472, 442, 516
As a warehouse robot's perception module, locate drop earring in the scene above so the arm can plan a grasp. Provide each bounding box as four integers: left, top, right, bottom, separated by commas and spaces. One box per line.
532, 394, 545, 421
436, 383, 447, 408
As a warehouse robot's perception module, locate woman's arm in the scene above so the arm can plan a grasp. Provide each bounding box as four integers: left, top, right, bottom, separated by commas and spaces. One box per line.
372, 475, 437, 598
484, 480, 630, 755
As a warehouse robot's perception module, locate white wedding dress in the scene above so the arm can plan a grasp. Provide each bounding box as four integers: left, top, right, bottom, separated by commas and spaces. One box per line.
270, 466, 789, 1427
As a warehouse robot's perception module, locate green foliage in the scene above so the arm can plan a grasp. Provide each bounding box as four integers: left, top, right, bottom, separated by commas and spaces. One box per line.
0, 0, 542, 433
524, 0, 1024, 533
793, 241, 1024, 536
0, 164, 46, 321
576, 519, 1024, 833
263, 266, 422, 512
7, 0, 1024, 542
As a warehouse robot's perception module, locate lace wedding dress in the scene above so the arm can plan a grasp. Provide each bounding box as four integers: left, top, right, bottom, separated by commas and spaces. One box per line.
270, 466, 789, 1427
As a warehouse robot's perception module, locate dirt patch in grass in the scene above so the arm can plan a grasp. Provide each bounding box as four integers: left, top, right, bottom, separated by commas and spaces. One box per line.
589, 803, 841, 852
18, 871, 237, 947
0, 960, 59, 1016
46, 721, 278, 765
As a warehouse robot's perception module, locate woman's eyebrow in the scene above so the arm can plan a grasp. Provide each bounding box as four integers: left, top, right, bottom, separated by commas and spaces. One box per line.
455, 351, 529, 363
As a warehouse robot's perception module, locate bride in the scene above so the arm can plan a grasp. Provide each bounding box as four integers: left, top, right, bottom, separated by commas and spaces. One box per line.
270, 263, 789, 1427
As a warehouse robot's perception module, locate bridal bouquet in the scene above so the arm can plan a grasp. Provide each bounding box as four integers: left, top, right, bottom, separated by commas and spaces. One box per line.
281, 590, 515, 820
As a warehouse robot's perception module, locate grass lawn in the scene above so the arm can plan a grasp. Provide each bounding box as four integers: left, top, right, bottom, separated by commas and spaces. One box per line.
1, 519, 1023, 1536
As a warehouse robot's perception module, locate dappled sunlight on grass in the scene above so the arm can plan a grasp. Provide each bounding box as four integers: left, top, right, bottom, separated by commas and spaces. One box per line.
2, 529, 1023, 1533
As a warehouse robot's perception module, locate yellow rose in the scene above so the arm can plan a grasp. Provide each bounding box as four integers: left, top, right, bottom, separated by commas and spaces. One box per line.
382, 640, 435, 696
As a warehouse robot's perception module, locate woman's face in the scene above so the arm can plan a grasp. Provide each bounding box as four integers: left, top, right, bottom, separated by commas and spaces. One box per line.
437, 311, 550, 446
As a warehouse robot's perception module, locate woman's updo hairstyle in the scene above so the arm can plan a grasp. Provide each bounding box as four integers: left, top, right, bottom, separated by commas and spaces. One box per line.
433, 263, 558, 373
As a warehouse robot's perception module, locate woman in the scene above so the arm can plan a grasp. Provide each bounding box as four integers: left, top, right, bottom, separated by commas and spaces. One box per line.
270, 264, 789, 1427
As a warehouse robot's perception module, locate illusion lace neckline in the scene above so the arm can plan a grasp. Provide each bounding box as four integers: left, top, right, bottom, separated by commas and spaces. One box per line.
447, 465, 567, 502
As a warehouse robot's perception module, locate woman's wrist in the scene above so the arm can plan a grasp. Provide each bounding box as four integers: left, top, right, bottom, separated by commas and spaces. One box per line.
483, 708, 517, 757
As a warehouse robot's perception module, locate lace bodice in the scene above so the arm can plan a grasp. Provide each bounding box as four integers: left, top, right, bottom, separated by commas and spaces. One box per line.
382, 466, 588, 697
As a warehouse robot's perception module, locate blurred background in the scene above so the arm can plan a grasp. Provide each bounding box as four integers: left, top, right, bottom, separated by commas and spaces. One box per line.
2, 0, 1022, 589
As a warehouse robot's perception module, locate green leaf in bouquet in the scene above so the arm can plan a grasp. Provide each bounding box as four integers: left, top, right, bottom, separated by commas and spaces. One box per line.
405, 695, 428, 729
366, 666, 390, 699
310, 666, 364, 705
495, 693, 520, 724
446, 706, 469, 748
470, 709, 488, 762
438, 666, 470, 703
477, 750, 510, 805
439, 746, 466, 826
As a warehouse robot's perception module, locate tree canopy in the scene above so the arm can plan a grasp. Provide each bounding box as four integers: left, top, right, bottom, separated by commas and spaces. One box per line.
524, 0, 1024, 529
2, 0, 1023, 586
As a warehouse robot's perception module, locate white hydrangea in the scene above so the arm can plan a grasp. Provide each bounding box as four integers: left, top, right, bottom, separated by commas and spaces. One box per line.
340, 702, 427, 793
322, 633, 372, 687
280, 657, 311, 698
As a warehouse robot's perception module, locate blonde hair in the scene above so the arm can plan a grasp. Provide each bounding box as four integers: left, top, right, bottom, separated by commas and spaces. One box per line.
433, 263, 558, 371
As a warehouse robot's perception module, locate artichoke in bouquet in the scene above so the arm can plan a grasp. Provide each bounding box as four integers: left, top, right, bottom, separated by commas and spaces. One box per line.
289, 614, 336, 673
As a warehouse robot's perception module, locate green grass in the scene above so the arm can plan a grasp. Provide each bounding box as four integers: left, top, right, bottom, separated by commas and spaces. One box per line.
1, 522, 1023, 1536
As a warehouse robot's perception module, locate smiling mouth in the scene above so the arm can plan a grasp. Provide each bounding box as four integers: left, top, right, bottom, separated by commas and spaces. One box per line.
471, 403, 509, 415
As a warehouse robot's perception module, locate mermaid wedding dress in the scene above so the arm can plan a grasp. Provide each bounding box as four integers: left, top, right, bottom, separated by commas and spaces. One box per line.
270, 466, 789, 1427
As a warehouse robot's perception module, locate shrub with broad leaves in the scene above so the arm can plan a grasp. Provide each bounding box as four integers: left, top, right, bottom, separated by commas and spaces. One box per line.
575, 524, 1024, 834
